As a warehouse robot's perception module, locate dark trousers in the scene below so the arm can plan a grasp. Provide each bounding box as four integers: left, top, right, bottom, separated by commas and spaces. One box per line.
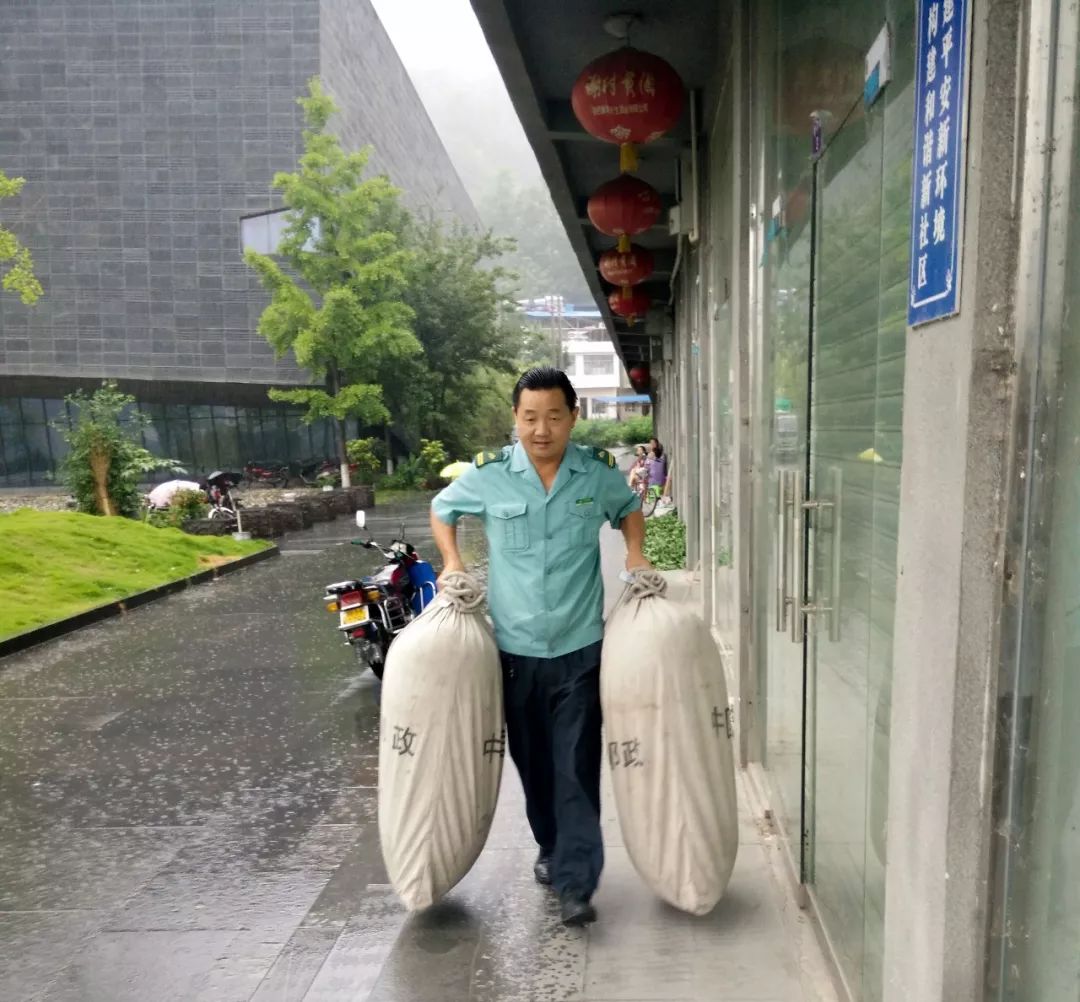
499, 642, 604, 898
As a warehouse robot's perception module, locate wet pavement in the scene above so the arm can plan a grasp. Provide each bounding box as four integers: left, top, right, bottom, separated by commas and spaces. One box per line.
1, 496, 836, 1002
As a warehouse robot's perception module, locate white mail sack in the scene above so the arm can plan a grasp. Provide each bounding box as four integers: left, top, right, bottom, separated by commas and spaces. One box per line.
602, 571, 739, 915
378, 573, 504, 911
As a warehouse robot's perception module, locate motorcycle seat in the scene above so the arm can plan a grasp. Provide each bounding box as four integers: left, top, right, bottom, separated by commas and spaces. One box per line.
325, 580, 362, 594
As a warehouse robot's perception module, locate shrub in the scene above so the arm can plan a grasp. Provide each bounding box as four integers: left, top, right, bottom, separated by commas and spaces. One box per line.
572, 416, 653, 450
376, 440, 448, 491
147, 489, 208, 529
379, 455, 426, 491
643, 513, 687, 571
417, 438, 448, 487
56, 382, 183, 518
571, 419, 621, 449
345, 437, 382, 483
622, 415, 654, 445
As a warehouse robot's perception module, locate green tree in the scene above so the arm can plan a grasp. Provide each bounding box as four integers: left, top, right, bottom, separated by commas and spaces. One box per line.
393, 220, 521, 458
57, 383, 181, 518
1, 170, 43, 304
244, 78, 420, 487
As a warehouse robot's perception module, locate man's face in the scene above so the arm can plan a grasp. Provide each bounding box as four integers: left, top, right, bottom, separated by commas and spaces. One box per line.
514, 388, 577, 464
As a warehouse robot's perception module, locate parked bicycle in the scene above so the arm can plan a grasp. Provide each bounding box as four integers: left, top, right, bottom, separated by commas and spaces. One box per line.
634, 479, 663, 518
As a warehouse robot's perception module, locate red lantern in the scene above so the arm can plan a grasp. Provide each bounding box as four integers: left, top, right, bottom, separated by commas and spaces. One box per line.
609, 289, 651, 326
572, 47, 685, 172
588, 176, 663, 253
599, 244, 655, 297
628, 364, 651, 388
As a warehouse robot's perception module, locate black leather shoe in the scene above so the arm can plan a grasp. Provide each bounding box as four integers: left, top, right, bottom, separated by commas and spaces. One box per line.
560, 892, 597, 927
533, 851, 553, 886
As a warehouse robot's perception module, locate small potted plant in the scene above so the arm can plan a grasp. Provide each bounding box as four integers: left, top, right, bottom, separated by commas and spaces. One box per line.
317, 471, 337, 492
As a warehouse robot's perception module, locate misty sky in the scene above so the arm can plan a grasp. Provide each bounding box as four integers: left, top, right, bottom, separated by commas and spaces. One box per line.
370, 0, 495, 81
369, 0, 589, 302
369, 0, 543, 194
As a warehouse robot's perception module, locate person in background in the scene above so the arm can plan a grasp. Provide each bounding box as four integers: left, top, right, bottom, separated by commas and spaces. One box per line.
628, 445, 649, 490
647, 439, 668, 498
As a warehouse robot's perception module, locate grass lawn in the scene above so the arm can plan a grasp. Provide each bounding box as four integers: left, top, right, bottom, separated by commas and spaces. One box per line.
0, 509, 271, 640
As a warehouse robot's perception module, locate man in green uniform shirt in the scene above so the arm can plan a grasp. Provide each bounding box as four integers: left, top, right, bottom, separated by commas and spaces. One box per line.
431, 367, 650, 926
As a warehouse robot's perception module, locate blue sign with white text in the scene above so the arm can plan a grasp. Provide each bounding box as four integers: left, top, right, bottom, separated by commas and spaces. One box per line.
908, 0, 968, 326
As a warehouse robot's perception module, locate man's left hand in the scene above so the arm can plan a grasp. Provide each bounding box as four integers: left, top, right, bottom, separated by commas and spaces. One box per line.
626, 554, 654, 573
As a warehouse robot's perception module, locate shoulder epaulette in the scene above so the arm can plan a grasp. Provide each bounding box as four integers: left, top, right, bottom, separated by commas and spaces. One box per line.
474, 450, 508, 468
591, 447, 616, 469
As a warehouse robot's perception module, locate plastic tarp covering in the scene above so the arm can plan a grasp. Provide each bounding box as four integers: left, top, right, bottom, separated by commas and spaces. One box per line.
601, 571, 739, 914
378, 573, 504, 910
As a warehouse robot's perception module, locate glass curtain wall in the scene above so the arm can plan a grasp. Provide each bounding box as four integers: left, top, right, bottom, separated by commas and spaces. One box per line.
0, 397, 339, 486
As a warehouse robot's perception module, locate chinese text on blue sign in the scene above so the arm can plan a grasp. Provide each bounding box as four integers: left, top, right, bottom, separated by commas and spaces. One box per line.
909, 0, 968, 326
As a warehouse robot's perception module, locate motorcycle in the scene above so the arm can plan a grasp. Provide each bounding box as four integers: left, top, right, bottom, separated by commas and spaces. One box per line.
242, 460, 288, 488
296, 457, 359, 487
322, 511, 439, 679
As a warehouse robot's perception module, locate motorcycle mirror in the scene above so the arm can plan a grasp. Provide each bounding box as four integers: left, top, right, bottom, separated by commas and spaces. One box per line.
355, 510, 366, 530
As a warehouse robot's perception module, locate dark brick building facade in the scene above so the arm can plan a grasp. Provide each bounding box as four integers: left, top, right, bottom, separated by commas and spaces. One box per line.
0, 0, 476, 484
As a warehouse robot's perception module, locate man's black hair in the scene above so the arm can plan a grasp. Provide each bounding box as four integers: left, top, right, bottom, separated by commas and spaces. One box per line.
513, 367, 578, 411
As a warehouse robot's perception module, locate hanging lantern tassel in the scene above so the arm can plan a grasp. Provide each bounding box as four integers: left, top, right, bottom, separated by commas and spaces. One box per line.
617, 234, 631, 253
620, 141, 639, 173
622, 283, 632, 298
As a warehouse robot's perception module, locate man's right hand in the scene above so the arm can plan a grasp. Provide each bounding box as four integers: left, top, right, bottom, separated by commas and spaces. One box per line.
437, 560, 466, 590
430, 510, 468, 590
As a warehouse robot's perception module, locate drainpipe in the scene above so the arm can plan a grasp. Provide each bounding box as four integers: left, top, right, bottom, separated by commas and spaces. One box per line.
689, 89, 700, 245
668, 236, 684, 306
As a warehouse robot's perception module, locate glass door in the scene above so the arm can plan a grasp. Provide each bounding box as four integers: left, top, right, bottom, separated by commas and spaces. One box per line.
803, 117, 885, 999
760, 168, 814, 871
800, 41, 912, 999
753, 3, 912, 998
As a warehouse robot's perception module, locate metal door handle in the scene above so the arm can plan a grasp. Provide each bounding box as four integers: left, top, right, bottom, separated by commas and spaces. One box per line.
795, 467, 843, 642
775, 470, 789, 631
790, 469, 805, 644
829, 467, 843, 642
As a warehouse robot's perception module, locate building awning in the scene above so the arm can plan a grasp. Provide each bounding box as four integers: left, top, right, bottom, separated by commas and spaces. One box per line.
591, 394, 650, 404
523, 308, 603, 319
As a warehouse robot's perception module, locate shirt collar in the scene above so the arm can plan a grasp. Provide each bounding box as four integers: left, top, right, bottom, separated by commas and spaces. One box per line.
509, 442, 531, 472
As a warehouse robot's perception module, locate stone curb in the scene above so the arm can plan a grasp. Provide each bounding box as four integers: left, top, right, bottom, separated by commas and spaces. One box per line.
0, 546, 280, 664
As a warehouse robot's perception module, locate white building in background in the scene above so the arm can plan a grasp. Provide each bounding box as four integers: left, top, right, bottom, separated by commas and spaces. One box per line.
563, 329, 650, 421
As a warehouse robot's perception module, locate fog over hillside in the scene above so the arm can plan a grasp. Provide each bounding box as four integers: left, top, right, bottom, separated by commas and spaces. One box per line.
371, 0, 592, 302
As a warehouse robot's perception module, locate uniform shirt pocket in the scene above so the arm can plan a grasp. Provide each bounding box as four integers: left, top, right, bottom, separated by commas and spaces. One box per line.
568, 498, 600, 545
490, 502, 529, 551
